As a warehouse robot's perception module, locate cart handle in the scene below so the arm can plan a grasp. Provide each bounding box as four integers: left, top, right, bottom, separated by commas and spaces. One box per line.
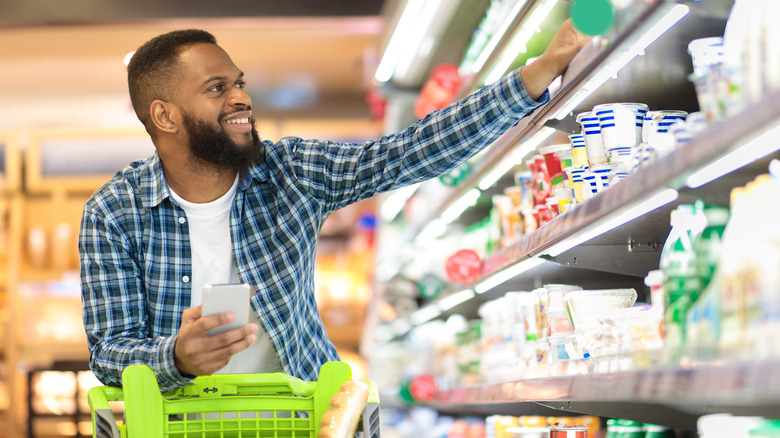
168, 370, 318, 398
88, 386, 123, 438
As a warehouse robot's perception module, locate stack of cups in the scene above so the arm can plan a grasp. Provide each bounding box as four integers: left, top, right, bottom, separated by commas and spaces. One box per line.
568, 134, 588, 169
576, 111, 607, 166
570, 168, 585, 203
593, 102, 649, 177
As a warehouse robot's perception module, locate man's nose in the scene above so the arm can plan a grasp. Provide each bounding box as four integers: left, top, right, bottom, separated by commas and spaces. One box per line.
228, 86, 252, 108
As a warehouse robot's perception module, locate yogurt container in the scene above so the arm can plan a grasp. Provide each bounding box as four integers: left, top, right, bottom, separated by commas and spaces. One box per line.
576, 111, 607, 166
593, 103, 649, 150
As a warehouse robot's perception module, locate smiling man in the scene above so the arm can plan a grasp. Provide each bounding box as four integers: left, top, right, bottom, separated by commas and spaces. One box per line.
80, 25, 588, 392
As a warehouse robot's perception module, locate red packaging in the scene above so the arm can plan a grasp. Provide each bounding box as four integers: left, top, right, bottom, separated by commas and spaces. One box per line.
549, 425, 588, 438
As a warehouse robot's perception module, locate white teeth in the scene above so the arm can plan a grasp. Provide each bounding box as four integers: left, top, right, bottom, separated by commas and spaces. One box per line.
226, 118, 249, 124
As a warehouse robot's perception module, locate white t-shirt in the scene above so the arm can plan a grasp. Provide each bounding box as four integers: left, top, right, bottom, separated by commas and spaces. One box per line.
168, 176, 283, 375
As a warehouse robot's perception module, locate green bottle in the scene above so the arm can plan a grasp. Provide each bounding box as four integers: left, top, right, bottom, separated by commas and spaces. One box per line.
644, 423, 676, 438
660, 205, 701, 348
686, 203, 730, 352
619, 420, 646, 438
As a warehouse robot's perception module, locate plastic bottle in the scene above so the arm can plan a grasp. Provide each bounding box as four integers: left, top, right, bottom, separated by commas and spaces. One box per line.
659, 205, 700, 349
695, 203, 731, 291
644, 424, 676, 438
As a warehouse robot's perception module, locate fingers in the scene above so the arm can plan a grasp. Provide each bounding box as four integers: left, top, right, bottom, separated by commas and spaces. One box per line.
181, 305, 202, 324
175, 322, 259, 376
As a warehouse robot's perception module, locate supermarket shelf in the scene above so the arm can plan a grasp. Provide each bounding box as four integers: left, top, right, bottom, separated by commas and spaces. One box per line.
430, 357, 780, 430
379, 82, 780, 341
381, 0, 681, 261
481, 86, 780, 279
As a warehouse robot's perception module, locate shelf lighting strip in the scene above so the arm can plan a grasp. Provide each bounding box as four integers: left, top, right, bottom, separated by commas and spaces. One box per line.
375, 0, 447, 83
552, 3, 690, 120
474, 257, 546, 294
409, 304, 442, 326
379, 182, 421, 223
484, 0, 559, 86
544, 188, 679, 257
477, 126, 556, 190
686, 122, 780, 189
470, 0, 531, 75
438, 289, 476, 311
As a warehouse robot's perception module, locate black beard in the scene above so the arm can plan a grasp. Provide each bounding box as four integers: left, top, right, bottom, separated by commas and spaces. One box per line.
181, 110, 263, 172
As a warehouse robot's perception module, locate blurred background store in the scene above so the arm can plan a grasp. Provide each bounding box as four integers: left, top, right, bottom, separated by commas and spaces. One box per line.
1, 0, 780, 437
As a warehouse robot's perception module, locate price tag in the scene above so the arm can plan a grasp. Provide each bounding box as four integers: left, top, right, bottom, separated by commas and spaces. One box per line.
409, 374, 437, 403
445, 249, 483, 284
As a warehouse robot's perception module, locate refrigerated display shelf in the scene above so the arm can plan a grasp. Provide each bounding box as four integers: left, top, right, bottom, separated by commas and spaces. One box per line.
380, 56, 780, 341
429, 356, 780, 430
385, 0, 677, 251
481, 86, 780, 280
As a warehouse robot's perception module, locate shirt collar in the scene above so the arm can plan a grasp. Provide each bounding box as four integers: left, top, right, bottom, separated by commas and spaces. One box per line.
140, 144, 271, 208
140, 152, 170, 209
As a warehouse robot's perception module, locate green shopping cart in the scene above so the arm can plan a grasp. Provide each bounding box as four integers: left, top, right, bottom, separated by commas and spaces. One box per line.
88, 361, 380, 437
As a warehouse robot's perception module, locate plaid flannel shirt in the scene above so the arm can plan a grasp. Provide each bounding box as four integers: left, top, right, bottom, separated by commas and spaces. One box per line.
79, 69, 549, 393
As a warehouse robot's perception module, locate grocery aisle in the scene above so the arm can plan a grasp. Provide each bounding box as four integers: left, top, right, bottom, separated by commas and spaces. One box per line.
367, 0, 780, 437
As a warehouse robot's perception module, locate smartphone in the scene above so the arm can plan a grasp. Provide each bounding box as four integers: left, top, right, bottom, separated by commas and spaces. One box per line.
201, 283, 252, 336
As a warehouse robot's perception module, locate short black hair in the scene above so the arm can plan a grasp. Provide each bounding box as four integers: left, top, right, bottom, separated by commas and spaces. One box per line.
127, 29, 217, 133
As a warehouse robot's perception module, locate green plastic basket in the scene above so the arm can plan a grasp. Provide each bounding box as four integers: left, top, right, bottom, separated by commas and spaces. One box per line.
88, 361, 380, 438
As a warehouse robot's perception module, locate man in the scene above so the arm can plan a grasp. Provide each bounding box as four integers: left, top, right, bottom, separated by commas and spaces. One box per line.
80, 20, 589, 392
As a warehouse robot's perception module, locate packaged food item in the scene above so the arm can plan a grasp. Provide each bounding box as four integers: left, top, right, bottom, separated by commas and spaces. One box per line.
576, 111, 607, 167
642, 110, 688, 159
569, 134, 588, 169
549, 424, 588, 437
593, 103, 648, 151
659, 204, 702, 349
530, 156, 552, 207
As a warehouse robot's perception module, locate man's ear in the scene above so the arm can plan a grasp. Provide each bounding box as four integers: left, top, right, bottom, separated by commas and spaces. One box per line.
150, 100, 180, 135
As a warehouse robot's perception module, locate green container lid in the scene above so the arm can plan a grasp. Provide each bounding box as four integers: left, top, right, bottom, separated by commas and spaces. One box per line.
750, 419, 780, 437
570, 0, 615, 36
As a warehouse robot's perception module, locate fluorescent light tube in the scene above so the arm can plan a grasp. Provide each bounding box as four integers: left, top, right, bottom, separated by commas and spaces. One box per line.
687, 123, 780, 189
470, 0, 530, 75
410, 304, 442, 325
474, 257, 546, 294
380, 182, 421, 222
415, 218, 446, 245
441, 188, 481, 224
477, 127, 555, 190
552, 4, 690, 120
438, 289, 475, 311
375, 0, 427, 83
544, 188, 679, 257
484, 0, 558, 85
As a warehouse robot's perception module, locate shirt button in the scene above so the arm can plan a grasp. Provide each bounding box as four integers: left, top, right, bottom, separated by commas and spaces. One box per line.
182, 276, 190, 283
178, 217, 186, 224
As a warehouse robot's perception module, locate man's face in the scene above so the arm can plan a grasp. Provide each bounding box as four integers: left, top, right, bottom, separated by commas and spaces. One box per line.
174, 43, 263, 171
181, 109, 262, 172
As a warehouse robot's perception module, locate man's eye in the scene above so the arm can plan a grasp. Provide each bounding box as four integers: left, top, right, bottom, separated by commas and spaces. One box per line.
236, 81, 246, 89
208, 84, 224, 92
